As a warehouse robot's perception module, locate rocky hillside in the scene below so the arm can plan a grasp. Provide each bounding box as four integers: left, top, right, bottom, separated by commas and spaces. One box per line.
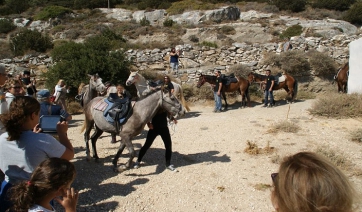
0, 6, 361, 91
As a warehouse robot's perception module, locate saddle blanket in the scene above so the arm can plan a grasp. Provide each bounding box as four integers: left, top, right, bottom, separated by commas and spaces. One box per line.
278, 75, 286, 83
93, 99, 108, 111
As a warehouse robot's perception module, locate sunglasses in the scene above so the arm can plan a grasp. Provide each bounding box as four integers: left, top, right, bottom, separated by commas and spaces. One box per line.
271, 173, 278, 184
11, 86, 21, 89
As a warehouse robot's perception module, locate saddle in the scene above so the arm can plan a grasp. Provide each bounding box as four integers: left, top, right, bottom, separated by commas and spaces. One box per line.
94, 94, 132, 134
142, 80, 163, 96
221, 73, 238, 86
273, 73, 286, 85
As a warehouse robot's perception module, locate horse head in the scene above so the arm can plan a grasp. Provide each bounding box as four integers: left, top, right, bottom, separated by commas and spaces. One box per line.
247, 72, 255, 83
196, 74, 206, 88
160, 89, 186, 118
88, 74, 107, 93
126, 71, 139, 86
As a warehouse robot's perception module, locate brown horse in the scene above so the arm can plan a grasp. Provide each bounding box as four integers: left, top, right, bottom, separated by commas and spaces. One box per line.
248, 72, 298, 103
334, 62, 348, 93
196, 74, 250, 108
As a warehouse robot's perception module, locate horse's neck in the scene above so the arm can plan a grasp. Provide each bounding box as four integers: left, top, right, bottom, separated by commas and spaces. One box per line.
83, 87, 97, 107
205, 76, 216, 84
134, 75, 148, 96
133, 92, 161, 123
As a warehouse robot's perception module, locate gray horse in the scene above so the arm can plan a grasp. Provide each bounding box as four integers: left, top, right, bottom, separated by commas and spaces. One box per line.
81, 88, 186, 172
77, 74, 107, 107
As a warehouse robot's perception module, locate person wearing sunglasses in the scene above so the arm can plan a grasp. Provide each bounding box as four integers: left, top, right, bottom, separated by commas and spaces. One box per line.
271, 152, 356, 212
1, 79, 24, 115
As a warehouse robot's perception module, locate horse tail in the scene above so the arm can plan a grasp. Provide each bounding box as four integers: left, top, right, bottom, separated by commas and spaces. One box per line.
293, 79, 298, 101
179, 85, 190, 112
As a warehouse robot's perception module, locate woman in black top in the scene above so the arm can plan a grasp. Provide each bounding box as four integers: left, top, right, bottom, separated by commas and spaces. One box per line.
134, 109, 178, 171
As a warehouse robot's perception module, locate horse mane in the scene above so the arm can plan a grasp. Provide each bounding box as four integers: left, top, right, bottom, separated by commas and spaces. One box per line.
78, 83, 86, 94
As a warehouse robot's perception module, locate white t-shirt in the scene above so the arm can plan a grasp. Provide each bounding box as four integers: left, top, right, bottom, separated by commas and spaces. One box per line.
0, 131, 66, 184
29, 204, 55, 212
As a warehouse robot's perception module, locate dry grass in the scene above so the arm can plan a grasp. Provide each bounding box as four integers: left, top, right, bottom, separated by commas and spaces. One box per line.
244, 140, 275, 155
268, 120, 300, 134
350, 129, 362, 143
253, 183, 272, 191
67, 101, 83, 114
314, 146, 362, 176
308, 93, 362, 118
296, 90, 316, 100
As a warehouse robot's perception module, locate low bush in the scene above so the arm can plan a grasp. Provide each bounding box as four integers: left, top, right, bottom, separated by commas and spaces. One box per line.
167, 0, 217, 15
343, 2, 362, 25
262, 50, 310, 76
0, 19, 16, 34
228, 64, 251, 77
199, 41, 218, 48
280, 24, 303, 39
163, 18, 174, 27
272, 0, 306, 12
311, 0, 356, 11
139, 17, 150, 26
268, 120, 300, 133
244, 140, 275, 155
307, 49, 338, 77
350, 128, 362, 143
188, 35, 199, 43
10, 29, 53, 56
296, 90, 316, 100
0, 40, 13, 59
35, 6, 73, 21
308, 93, 362, 118
219, 25, 235, 35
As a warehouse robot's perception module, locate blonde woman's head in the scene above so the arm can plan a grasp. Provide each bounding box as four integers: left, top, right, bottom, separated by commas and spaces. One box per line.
271, 152, 356, 212
58, 79, 65, 86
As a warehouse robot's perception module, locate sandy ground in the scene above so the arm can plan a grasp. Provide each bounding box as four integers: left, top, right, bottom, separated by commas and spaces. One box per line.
58, 99, 362, 212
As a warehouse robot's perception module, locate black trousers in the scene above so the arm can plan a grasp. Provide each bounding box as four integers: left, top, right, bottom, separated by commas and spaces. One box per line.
137, 127, 172, 166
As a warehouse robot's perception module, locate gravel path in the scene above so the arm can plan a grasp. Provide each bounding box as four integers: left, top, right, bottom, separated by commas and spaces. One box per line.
58, 99, 362, 212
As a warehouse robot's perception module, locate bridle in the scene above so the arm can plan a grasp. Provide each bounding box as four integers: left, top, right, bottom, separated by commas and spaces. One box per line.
197, 75, 206, 88
160, 89, 182, 115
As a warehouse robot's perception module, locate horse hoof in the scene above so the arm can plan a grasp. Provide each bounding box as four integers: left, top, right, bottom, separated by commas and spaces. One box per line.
116, 165, 127, 173
86, 157, 91, 162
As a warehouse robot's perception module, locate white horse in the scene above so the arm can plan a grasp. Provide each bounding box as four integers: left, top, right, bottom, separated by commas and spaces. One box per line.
125, 71, 190, 111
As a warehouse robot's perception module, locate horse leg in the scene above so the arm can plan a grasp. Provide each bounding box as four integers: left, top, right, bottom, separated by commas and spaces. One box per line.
84, 121, 94, 161
90, 126, 103, 162
114, 136, 136, 173
222, 91, 228, 110
112, 142, 126, 172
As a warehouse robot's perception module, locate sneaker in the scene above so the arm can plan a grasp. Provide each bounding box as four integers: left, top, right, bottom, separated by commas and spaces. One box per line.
166, 165, 178, 172
213, 109, 217, 113
262, 104, 267, 107
215, 110, 221, 113
133, 161, 140, 169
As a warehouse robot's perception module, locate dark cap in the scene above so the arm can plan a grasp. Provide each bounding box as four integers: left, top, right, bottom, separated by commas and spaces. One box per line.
23, 70, 31, 75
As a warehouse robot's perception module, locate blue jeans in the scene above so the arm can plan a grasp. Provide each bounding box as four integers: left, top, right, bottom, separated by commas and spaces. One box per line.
214, 91, 222, 111
264, 90, 274, 105
170, 62, 178, 72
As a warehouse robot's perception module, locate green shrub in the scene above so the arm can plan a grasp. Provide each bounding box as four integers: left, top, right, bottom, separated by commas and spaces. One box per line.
163, 18, 174, 27
0, 19, 16, 33
272, 0, 306, 12
10, 29, 53, 56
311, 0, 356, 11
4, 0, 29, 14
228, 64, 251, 77
139, 17, 150, 26
308, 93, 362, 118
200, 41, 218, 48
35, 6, 72, 21
47, 31, 131, 91
343, 2, 362, 25
280, 24, 303, 39
306, 49, 337, 78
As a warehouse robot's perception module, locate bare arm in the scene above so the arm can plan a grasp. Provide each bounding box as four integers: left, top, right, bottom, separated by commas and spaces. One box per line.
57, 121, 74, 160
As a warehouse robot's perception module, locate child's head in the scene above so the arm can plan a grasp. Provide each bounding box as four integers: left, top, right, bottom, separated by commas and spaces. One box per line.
10, 158, 76, 211
271, 152, 355, 212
